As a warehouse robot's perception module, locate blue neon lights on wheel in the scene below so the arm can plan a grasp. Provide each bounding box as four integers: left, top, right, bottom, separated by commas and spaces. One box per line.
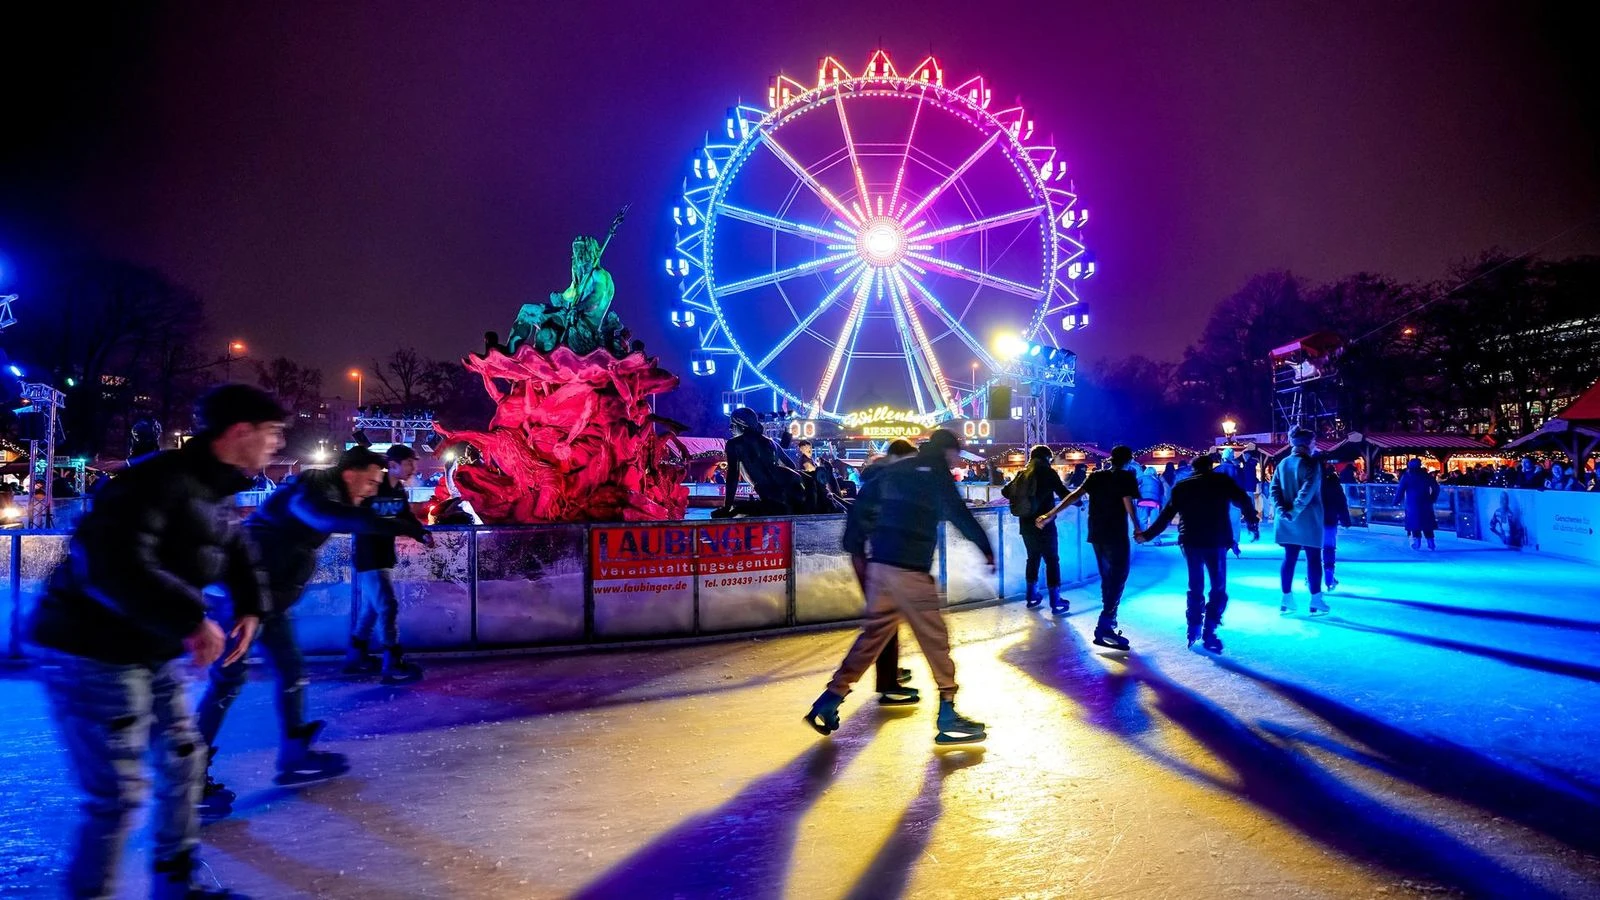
667, 51, 1092, 422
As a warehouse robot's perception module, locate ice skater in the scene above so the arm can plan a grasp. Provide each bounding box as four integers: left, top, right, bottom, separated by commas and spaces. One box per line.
1003, 444, 1072, 613
804, 430, 994, 745
197, 446, 430, 803
29, 384, 285, 899
1320, 462, 1352, 590
1271, 427, 1328, 615
1136, 455, 1259, 652
1393, 458, 1440, 550
1036, 445, 1141, 650
856, 439, 919, 704
345, 444, 432, 684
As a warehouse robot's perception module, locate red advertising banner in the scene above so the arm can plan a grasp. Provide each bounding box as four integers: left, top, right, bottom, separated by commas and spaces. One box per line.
590, 525, 697, 580
695, 521, 791, 630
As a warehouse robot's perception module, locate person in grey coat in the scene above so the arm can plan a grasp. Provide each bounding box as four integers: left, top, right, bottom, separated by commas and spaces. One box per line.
1271, 428, 1328, 615
1393, 458, 1441, 549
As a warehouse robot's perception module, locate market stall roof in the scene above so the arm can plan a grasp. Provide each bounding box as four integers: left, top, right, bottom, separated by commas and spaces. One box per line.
671, 436, 727, 459
1556, 378, 1600, 424
1505, 381, 1600, 458
1135, 443, 1203, 465
1054, 444, 1108, 462
1324, 431, 1492, 462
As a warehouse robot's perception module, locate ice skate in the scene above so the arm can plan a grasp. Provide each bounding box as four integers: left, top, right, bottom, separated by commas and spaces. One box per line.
1410, 537, 1421, 550
935, 700, 986, 745
1186, 622, 1201, 647
1200, 630, 1224, 654
153, 849, 248, 899
380, 645, 424, 685
1324, 572, 1339, 591
274, 721, 350, 786
1092, 622, 1131, 651
1426, 537, 1437, 550
342, 638, 380, 675
1280, 592, 1296, 614
1024, 583, 1042, 609
804, 689, 844, 736
878, 686, 920, 706
1049, 586, 1070, 616
198, 748, 235, 822
1308, 594, 1331, 616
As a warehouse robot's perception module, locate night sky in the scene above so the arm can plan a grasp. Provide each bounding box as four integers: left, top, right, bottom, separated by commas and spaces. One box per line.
4, 1, 1596, 393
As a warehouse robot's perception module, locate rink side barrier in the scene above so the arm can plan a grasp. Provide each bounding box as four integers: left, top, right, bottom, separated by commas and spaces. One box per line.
1, 504, 1093, 659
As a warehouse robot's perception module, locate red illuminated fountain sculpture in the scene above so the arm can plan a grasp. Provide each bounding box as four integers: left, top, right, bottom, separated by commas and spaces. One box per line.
435, 210, 689, 523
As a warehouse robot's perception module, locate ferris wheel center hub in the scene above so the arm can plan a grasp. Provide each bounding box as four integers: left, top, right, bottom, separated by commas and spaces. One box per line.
855, 217, 908, 268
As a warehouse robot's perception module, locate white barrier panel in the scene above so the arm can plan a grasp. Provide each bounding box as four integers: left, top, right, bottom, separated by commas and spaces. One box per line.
1535, 491, 1600, 565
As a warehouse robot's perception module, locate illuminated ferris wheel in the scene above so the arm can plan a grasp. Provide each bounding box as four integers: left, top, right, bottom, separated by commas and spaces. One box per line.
666, 50, 1094, 423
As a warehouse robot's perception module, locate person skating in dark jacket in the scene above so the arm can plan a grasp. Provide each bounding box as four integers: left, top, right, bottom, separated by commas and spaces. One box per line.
856, 439, 919, 705
1003, 445, 1071, 612
1319, 463, 1353, 589
345, 444, 431, 684
1137, 456, 1260, 653
1393, 458, 1441, 550
29, 384, 285, 900
713, 407, 805, 517
196, 446, 429, 798
1037, 446, 1140, 650
805, 430, 994, 745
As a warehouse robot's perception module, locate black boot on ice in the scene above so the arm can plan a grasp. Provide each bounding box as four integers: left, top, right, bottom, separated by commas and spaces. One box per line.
935, 700, 986, 745
274, 721, 350, 786
804, 690, 845, 736
1049, 586, 1069, 616
1093, 618, 1131, 651
1025, 583, 1042, 609
1200, 630, 1224, 654
198, 747, 235, 822
380, 645, 424, 685
342, 638, 380, 675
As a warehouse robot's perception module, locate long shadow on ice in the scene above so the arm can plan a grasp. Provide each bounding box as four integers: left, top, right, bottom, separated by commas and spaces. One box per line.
569, 711, 889, 900
1005, 626, 1560, 899
1208, 654, 1600, 855
842, 749, 983, 900
1310, 615, 1600, 683
1121, 655, 1564, 899
1333, 592, 1600, 631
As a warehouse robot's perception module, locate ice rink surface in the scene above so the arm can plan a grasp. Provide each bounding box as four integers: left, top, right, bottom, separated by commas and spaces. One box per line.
3, 528, 1598, 898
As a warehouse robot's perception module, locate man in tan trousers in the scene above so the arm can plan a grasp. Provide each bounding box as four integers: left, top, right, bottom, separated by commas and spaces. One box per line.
804, 429, 995, 745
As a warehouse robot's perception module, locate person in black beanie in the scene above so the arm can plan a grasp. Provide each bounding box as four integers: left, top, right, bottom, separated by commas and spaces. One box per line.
30, 383, 285, 899
196, 445, 430, 802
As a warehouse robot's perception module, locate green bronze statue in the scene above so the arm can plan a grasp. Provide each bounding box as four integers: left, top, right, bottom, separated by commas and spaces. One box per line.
506, 207, 632, 356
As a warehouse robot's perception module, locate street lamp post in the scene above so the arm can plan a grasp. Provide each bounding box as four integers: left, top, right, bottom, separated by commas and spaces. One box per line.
349, 369, 363, 407
1222, 416, 1238, 443
225, 340, 246, 381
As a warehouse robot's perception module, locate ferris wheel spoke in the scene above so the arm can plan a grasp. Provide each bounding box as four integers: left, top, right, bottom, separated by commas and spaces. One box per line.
718, 203, 842, 243
757, 131, 861, 228
901, 129, 1003, 226
887, 271, 955, 411
904, 251, 1046, 300
888, 88, 927, 213
918, 204, 1047, 246
834, 87, 872, 215
718, 250, 859, 296
756, 261, 868, 369
896, 269, 1003, 376
809, 269, 876, 416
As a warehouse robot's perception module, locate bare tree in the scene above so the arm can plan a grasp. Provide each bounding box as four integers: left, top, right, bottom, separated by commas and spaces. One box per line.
369, 347, 430, 409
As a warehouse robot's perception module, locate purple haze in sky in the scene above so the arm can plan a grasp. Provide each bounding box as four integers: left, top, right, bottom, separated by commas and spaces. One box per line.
2, 2, 1595, 390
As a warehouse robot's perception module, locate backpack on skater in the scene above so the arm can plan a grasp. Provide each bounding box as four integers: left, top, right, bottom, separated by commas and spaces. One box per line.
1003, 470, 1036, 519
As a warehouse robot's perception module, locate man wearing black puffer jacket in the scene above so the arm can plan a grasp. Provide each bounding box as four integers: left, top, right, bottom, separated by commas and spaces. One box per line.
804, 430, 995, 746
30, 383, 285, 900
1137, 455, 1260, 653
196, 446, 429, 798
